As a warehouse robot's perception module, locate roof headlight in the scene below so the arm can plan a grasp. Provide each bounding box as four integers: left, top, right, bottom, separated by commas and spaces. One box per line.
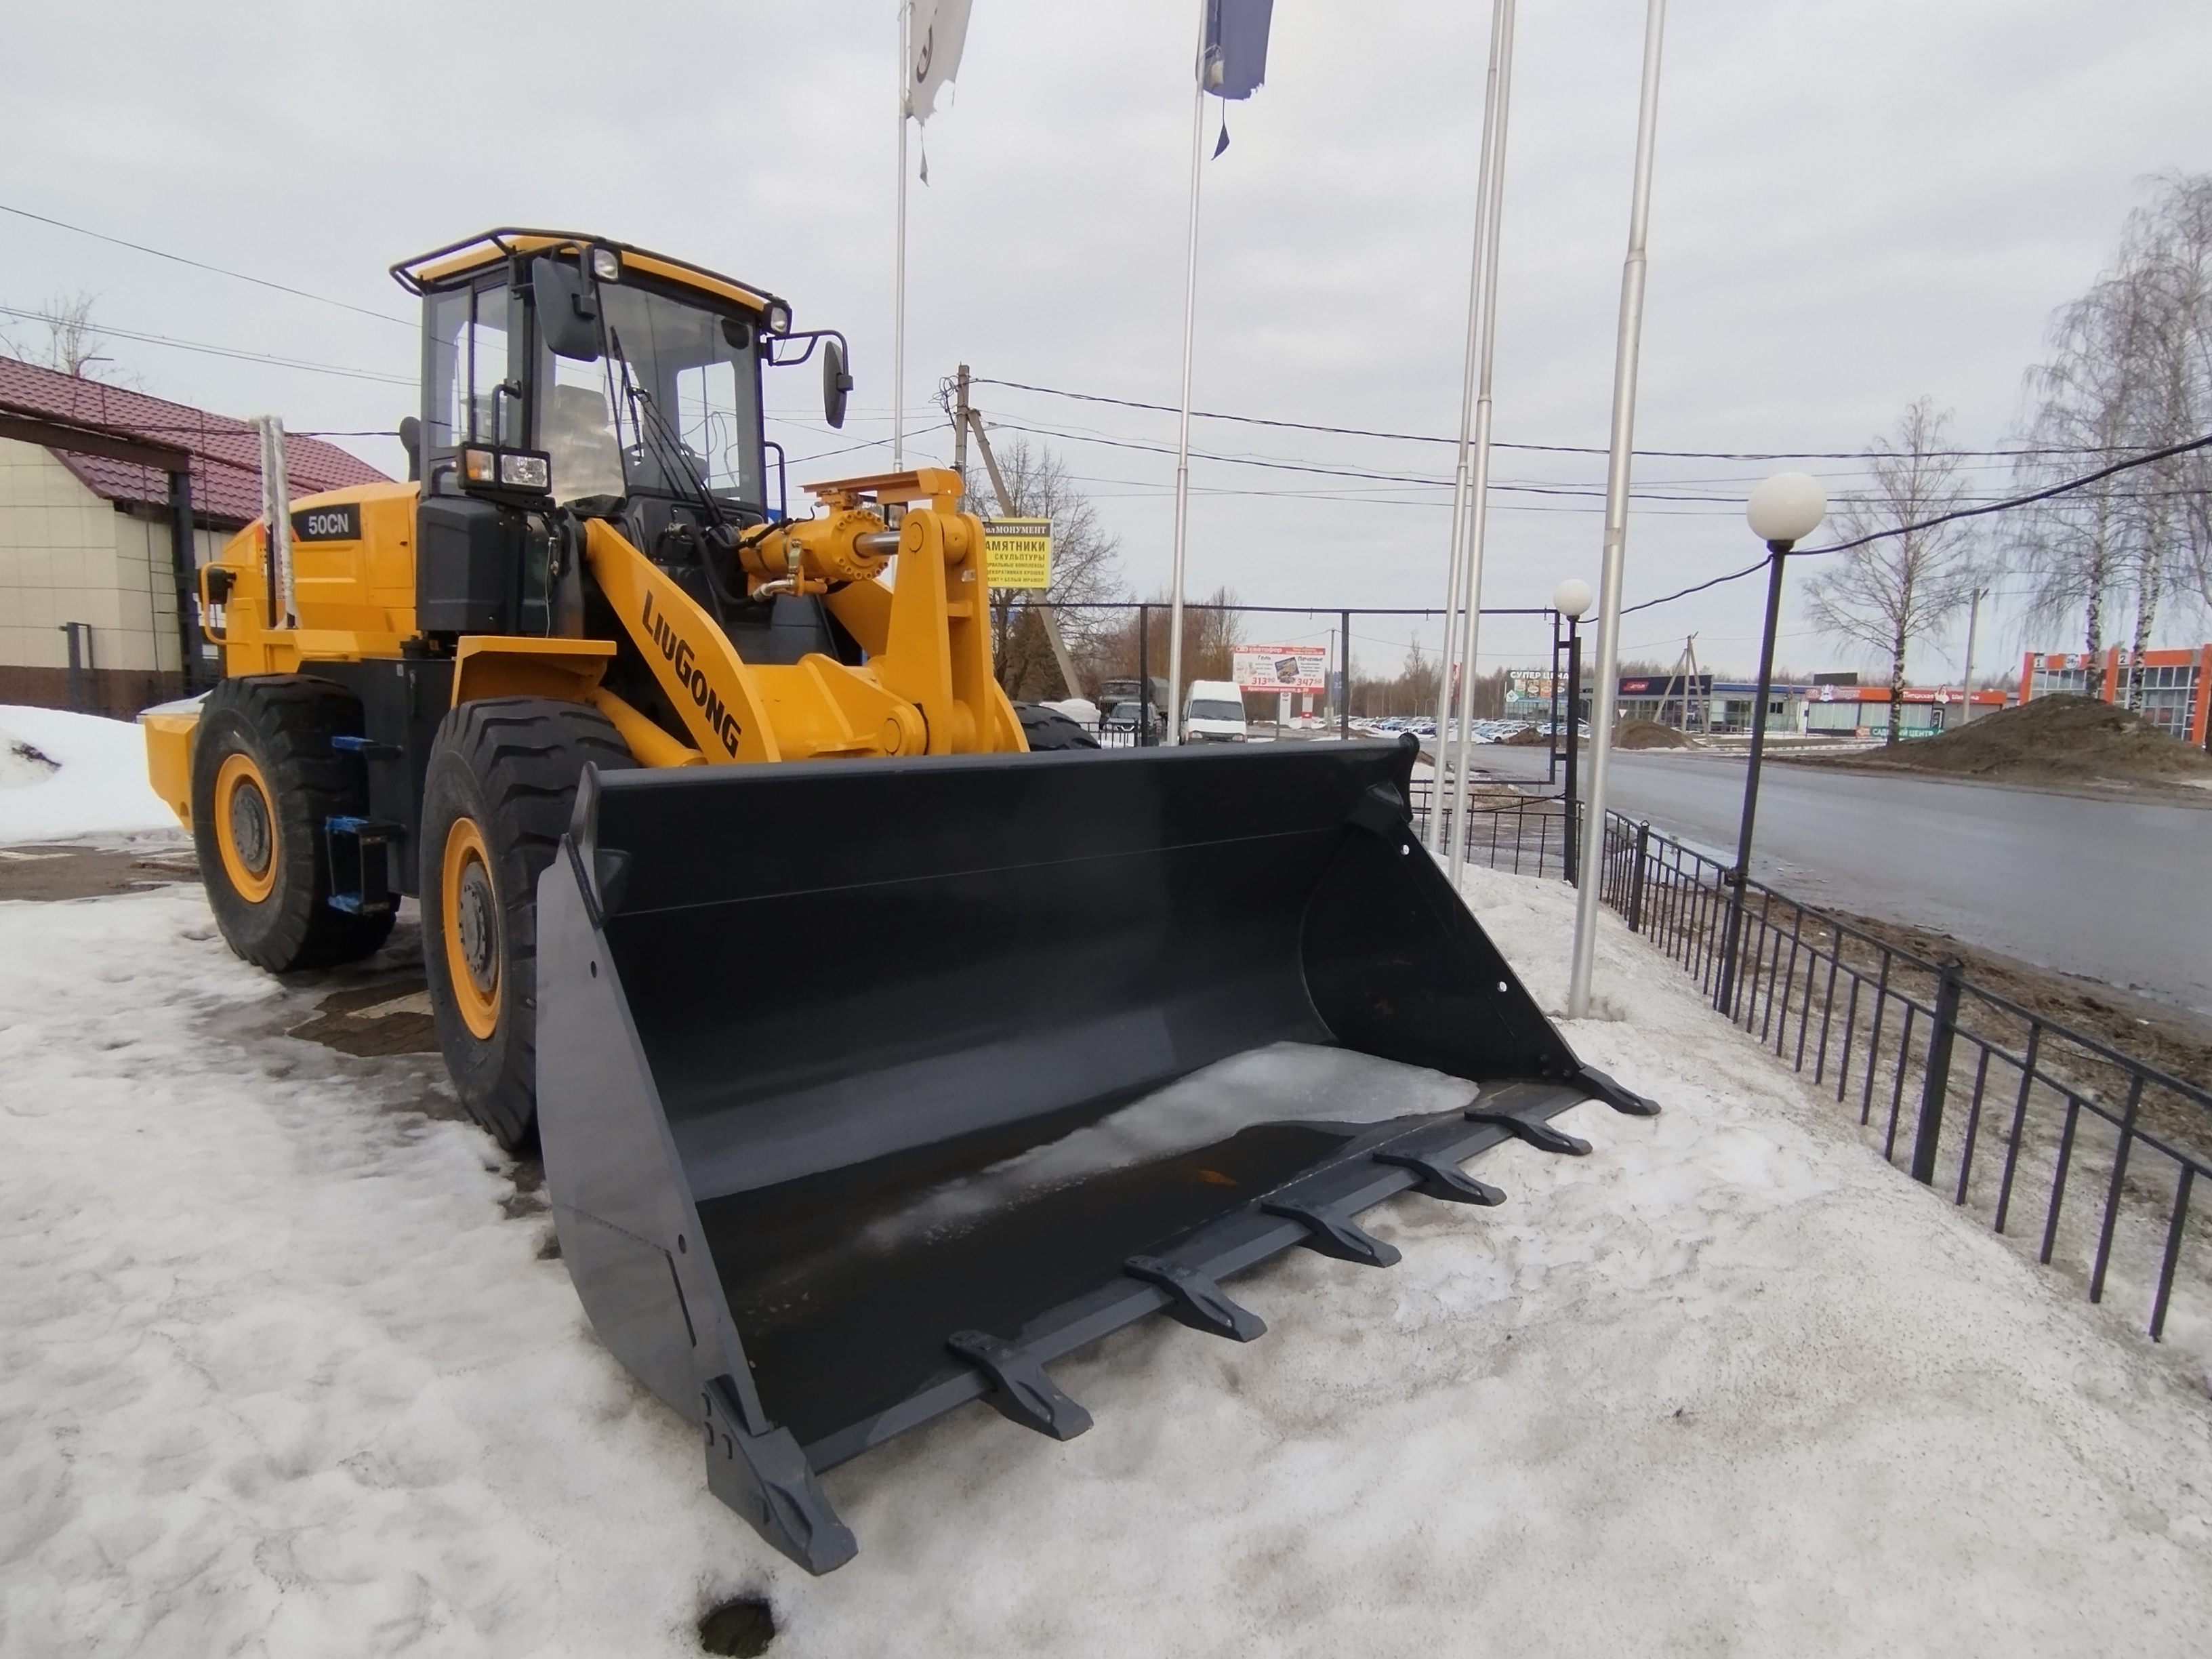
765, 301, 792, 334
590, 245, 622, 282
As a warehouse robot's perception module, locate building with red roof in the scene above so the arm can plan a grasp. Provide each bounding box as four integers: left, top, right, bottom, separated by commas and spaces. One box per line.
0, 354, 388, 716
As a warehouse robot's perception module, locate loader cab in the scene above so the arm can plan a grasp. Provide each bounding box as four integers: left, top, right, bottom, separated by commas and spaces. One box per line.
394, 230, 795, 634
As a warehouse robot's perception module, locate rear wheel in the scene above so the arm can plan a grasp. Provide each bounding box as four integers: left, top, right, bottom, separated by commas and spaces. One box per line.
190, 674, 394, 970
419, 698, 636, 1151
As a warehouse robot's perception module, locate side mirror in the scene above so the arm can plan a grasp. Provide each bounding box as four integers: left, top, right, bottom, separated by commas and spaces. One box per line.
822, 337, 853, 430
531, 257, 602, 362
396, 415, 421, 483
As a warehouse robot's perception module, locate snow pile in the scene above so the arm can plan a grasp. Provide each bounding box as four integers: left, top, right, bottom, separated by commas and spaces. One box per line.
4, 873, 2212, 1655
0, 704, 183, 846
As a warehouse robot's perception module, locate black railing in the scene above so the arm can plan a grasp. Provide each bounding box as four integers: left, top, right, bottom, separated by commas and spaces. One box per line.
1410, 773, 2212, 1349
1406, 782, 1576, 882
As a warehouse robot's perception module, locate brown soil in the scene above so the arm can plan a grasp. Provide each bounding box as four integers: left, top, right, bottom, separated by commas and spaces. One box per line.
0, 844, 201, 901
1499, 725, 1549, 747
1828, 908, 2212, 1099
1614, 719, 1693, 751
1798, 695, 2212, 793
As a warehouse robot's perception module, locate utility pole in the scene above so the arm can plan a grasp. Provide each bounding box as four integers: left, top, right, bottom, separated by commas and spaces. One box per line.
1959, 586, 1984, 722
950, 363, 970, 495
954, 367, 1084, 701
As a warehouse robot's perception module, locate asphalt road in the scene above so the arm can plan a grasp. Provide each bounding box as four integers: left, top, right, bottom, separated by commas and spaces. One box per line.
1473, 744, 2212, 1021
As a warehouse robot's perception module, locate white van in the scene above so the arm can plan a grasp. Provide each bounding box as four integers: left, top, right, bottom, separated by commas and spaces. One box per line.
1181, 680, 1249, 743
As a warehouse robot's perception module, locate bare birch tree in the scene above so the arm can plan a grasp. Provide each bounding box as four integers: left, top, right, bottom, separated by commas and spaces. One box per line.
1803, 398, 1980, 745
2015, 173, 2212, 700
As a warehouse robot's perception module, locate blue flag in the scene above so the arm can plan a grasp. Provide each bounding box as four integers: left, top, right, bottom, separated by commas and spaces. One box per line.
1201, 0, 1272, 100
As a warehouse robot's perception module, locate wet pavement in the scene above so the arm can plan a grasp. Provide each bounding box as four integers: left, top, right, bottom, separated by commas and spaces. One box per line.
1475, 745, 2212, 1021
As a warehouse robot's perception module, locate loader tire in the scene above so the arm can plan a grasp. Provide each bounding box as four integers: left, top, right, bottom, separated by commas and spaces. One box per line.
1014, 702, 1101, 752
419, 698, 636, 1152
190, 674, 396, 972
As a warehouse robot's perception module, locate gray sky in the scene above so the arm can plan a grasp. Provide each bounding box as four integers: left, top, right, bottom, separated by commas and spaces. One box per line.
5, 0, 2209, 684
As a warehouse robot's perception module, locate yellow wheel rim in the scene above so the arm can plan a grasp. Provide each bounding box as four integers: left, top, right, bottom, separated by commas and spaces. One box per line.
441, 817, 501, 1041
213, 751, 279, 903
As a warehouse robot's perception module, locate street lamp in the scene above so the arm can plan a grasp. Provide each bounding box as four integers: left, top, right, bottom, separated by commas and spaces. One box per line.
1715, 470, 1826, 1015
1552, 577, 1593, 882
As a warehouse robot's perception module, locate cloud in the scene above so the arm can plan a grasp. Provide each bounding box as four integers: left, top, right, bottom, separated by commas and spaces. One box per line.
3, 0, 2205, 676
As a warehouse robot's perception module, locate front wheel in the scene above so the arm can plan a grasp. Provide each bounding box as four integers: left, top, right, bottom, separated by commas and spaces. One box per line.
419, 698, 636, 1151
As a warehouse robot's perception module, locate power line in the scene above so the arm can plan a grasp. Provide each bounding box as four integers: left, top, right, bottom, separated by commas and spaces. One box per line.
967, 375, 2123, 464
1805, 430, 2212, 556
985, 417, 1761, 504
1621, 430, 2212, 615
0, 202, 415, 327
0, 304, 415, 386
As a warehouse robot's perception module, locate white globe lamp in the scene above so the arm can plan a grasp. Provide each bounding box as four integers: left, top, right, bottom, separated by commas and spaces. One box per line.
1746, 471, 1828, 549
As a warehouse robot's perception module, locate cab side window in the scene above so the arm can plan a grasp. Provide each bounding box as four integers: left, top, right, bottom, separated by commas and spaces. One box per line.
424, 281, 520, 487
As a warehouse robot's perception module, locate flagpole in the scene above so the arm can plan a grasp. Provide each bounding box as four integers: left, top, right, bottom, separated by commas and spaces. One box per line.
1568, 0, 1668, 1019
893, 0, 910, 472
1428, 0, 1511, 855
1166, 3, 1208, 747
1444, 0, 1518, 896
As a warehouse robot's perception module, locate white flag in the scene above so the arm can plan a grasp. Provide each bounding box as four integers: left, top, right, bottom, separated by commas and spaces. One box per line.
906, 0, 972, 123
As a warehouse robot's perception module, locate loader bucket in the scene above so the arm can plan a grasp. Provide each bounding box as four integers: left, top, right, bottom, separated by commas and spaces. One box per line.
533, 737, 1655, 1573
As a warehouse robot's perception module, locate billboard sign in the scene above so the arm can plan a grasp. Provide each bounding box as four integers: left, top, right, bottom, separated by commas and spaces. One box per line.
982, 518, 1053, 588
1231, 644, 1329, 691
1617, 673, 1713, 697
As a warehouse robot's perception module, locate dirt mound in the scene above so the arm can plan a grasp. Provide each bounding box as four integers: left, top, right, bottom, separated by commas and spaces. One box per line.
1870, 694, 2212, 786
1499, 725, 1549, 746
1614, 719, 1692, 750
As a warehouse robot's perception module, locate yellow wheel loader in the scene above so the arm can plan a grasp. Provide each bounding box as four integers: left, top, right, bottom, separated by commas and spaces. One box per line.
144, 228, 1656, 1574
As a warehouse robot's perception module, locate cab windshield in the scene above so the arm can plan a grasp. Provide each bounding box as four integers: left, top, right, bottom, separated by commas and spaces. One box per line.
1187, 700, 1245, 723
539, 279, 765, 512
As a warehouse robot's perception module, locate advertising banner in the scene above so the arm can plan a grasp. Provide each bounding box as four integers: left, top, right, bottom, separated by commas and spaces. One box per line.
1232, 643, 1328, 691
982, 518, 1053, 588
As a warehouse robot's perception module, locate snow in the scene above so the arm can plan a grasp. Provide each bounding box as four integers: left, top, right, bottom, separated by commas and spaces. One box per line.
857, 1043, 1476, 1254
0, 704, 184, 846
5, 863, 2212, 1655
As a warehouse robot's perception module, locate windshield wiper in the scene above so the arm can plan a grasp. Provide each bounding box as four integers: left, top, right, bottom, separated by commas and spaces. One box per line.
607, 329, 748, 622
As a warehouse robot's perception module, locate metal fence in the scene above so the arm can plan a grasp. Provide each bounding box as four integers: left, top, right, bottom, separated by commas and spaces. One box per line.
1406, 783, 1577, 882
1417, 779, 2212, 1356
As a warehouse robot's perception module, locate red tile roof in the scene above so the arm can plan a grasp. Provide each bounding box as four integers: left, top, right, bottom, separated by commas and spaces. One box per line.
0, 354, 389, 528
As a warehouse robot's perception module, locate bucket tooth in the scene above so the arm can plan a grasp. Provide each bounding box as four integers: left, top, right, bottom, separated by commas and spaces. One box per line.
1124, 1254, 1267, 1341
1374, 1148, 1507, 1206
1577, 1063, 1662, 1117
1263, 1198, 1402, 1267
946, 1332, 1094, 1441
1467, 1109, 1593, 1157
701, 1376, 856, 1574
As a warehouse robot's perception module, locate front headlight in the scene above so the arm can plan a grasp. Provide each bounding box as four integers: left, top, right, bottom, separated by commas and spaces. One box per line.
499, 452, 550, 491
